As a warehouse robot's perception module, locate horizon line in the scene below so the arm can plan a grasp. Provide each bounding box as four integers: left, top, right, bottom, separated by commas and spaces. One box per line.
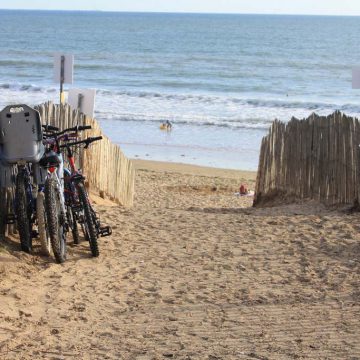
0, 8, 360, 17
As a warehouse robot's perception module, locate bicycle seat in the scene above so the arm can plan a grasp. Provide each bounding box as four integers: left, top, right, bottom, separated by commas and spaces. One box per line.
0, 105, 44, 164
39, 150, 62, 168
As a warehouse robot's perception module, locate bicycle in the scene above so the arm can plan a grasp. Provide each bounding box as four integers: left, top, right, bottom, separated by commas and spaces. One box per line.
0, 105, 45, 253
61, 128, 112, 257
40, 127, 69, 263
44, 125, 111, 258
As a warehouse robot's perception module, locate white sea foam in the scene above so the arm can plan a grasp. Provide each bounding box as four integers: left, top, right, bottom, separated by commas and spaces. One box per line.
1, 82, 359, 132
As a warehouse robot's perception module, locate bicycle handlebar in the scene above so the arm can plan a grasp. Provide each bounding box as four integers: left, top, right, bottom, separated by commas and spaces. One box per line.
43, 125, 92, 138
42, 124, 59, 132
56, 125, 92, 136
59, 136, 103, 149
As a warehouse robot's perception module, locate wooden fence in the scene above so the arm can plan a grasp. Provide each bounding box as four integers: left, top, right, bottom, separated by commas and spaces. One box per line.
36, 102, 135, 207
1, 102, 135, 240
254, 111, 360, 207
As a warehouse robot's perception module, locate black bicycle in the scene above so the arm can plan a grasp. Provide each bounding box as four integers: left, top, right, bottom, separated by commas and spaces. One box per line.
45, 125, 111, 257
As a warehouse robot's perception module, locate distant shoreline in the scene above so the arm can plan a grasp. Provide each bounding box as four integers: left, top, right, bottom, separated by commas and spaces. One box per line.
132, 158, 257, 180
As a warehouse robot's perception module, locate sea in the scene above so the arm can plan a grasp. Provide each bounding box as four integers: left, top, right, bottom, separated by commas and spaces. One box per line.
0, 10, 360, 170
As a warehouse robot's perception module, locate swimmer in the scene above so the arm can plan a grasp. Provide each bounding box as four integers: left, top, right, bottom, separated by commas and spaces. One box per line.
160, 120, 172, 131
165, 120, 172, 130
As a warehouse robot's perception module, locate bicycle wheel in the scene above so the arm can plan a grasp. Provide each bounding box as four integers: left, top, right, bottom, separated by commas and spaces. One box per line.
67, 205, 80, 245
15, 169, 32, 253
37, 191, 51, 256
45, 177, 66, 263
77, 183, 99, 257
0, 189, 6, 242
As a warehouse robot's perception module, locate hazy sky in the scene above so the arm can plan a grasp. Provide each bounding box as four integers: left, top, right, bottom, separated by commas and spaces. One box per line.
0, 0, 359, 16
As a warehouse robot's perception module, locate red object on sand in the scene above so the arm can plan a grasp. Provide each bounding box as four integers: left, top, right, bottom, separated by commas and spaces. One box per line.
239, 184, 248, 195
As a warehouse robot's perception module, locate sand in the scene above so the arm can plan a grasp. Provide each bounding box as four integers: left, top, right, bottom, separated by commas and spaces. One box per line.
0, 159, 359, 359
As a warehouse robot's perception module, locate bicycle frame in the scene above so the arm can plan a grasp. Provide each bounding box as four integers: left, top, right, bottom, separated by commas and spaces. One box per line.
62, 139, 89, 210
61, 134, 111, 239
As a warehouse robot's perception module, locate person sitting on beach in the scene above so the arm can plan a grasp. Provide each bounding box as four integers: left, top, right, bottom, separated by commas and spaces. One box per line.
239, 184, 248, 195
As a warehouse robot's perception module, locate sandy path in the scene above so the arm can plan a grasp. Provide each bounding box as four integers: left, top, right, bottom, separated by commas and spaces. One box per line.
0, 163, 359, 359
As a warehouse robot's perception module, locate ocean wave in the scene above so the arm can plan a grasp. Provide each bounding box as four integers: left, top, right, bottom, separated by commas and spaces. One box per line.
76, 62, 156, 72
94, 111, 275, 130
1, 82, 358, 114
0, 82, 57, 93
1, 81, 359, 131
0, 59, 51, 68
95, 88, 360, 113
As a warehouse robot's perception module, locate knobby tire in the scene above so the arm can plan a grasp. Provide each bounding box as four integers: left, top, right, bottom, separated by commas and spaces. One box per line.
77, 183, 99, 257
45, 177, 66, 263
15, 170, 32, 253
37, 191, 51, 256
67, 205, 80, 245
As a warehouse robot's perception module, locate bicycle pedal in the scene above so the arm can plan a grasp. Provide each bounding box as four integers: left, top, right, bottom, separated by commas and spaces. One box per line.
99, 226, 112, 237
5, 214, 16, 224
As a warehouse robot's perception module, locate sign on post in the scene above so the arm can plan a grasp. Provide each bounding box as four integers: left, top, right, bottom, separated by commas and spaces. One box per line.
68, 88, 96, 118
53, 53, 74, 83
53, 53, 74, 104
352, 67, 360, 89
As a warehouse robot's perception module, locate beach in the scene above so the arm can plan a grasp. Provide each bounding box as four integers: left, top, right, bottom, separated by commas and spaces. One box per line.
0, 8, 359, 360
0, 160, 359, 359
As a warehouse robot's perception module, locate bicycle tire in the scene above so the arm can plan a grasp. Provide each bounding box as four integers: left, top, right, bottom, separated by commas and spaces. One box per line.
67, 205, 80, 245
15, 170, 32, 253
77, 183, 99, 257
37, 191, 51, 256
0, 189, 6, 241
45, 177, 66, 263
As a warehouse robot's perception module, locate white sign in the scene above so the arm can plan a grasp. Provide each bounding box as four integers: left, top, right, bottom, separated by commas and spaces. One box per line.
352, 67, 360, 89
53, 53, 74, 84
68, 88, 96, 118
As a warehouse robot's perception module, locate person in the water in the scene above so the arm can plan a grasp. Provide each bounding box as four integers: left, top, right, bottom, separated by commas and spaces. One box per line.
160, 120, 172, 131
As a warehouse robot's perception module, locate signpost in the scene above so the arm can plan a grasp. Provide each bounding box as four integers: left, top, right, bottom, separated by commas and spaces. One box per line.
54, 54, 97, 120
54, 53, 74, 104
68, 88, 96, 118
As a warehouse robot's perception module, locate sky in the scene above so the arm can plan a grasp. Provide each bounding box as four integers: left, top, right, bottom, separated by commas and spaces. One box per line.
0, 0, 359, 16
